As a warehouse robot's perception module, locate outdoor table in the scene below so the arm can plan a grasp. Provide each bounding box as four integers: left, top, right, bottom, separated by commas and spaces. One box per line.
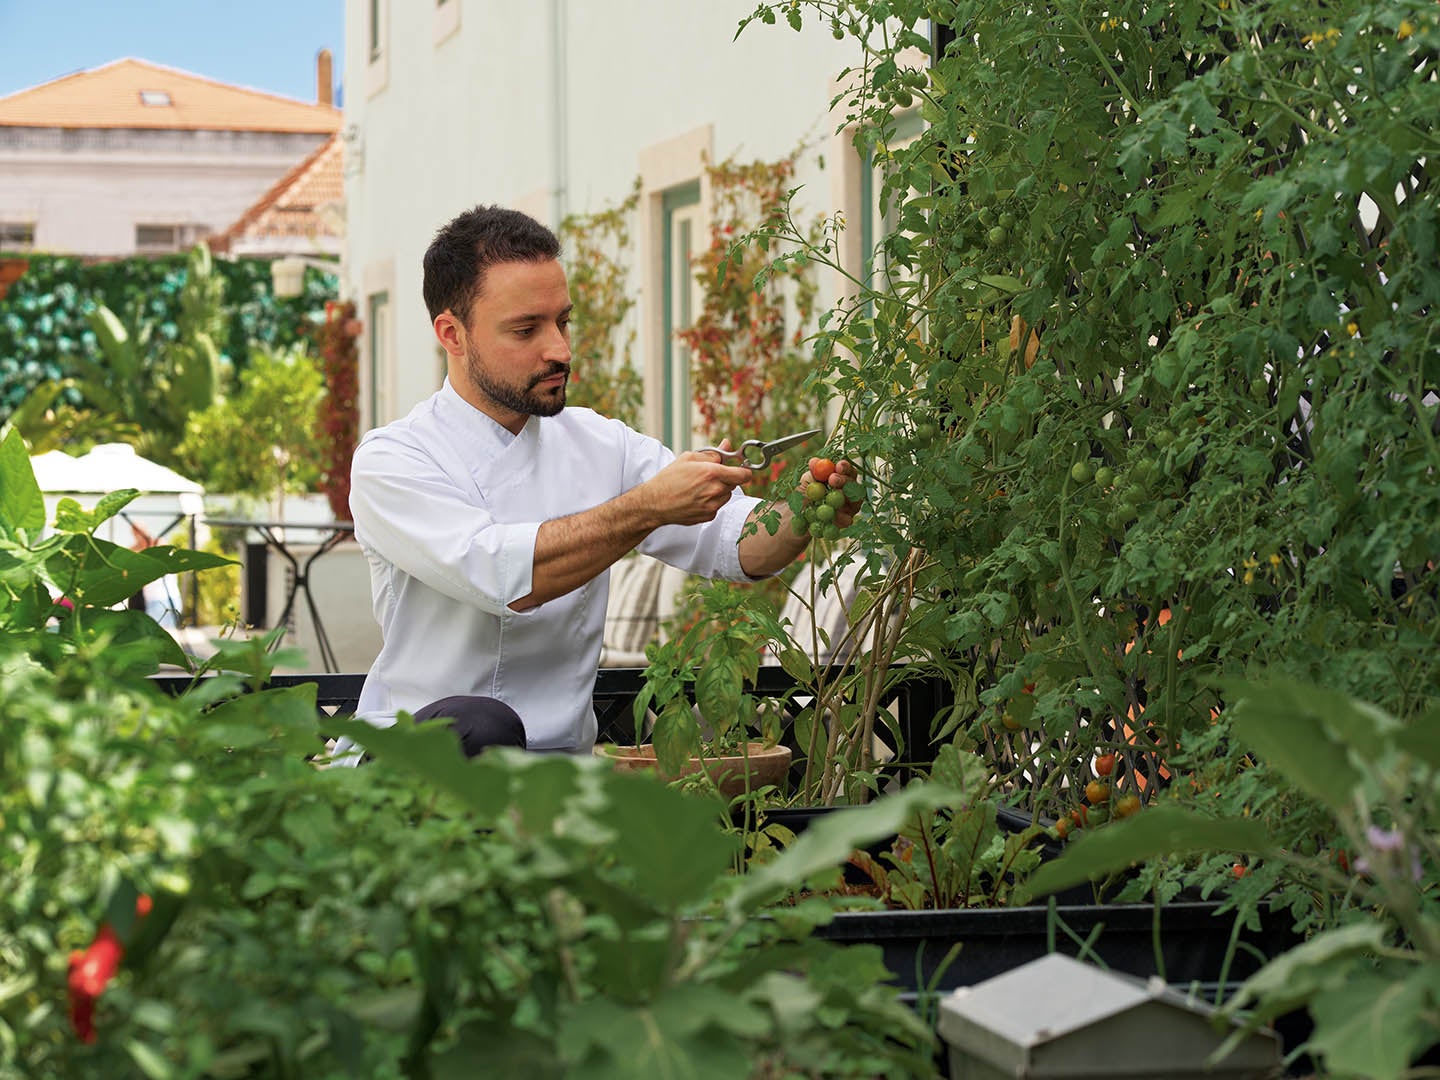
205, 518, 355, 672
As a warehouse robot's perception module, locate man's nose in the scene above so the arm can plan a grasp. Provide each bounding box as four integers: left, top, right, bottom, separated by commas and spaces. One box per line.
542, 323, 571, 361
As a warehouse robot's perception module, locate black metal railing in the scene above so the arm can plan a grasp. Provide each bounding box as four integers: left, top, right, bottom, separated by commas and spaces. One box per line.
150, 666, 952, 779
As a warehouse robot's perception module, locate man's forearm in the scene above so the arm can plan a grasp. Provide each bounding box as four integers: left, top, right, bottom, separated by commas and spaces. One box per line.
509, 453, 756, 611
509, 489, 659, 611
738, 501, 810, 578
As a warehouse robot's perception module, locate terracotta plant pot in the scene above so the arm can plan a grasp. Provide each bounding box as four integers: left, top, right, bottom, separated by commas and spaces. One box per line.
595, 742, 792, 799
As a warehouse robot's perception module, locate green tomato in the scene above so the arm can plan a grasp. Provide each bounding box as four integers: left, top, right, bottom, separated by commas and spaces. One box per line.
1070, 460, 1094, 484
808, 520, 826, 538
814, 504, 837, 523
825, 488, 847, 509
805, 481, 828, 503
987, 225, 1008, 247
822, 522, 841, 541
1093, 465, 1115, 488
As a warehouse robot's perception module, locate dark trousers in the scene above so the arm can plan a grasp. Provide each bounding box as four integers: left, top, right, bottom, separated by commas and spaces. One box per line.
413, 695, 527, 758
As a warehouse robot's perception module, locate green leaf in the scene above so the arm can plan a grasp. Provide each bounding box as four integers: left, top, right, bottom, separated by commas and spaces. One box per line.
1226, 921, 1385, 1019
594, 770, 735, 912
695, 658, 742, 738
65, 607, 190, 671
729, 785, 965, 911
1308, 965, 1440, 1080
652, 700, 700, 778
0, 428, 45, 536
1395, 706, 1440, 770
559, 993, 750, 1080
431, 1021, 564, 1079
52, 489, 141, 534
48, 537, 232, 608
508, 753, 587, 834
326, 716, 512, 822
1221, 680, 1368, 810
125, 1038, 176, 1079
1018, 807, 1270, 902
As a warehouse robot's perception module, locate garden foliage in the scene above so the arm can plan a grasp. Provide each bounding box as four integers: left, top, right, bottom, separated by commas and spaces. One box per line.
0, 442, 947, 1077
738, 0, 1439, 823
0, 249, 336, 436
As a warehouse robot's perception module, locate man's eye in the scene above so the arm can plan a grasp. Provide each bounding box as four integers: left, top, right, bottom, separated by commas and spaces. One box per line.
514, 327, 534, 337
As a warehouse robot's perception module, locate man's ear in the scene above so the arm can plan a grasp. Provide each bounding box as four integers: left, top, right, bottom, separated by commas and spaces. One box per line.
433, 310, 466, 357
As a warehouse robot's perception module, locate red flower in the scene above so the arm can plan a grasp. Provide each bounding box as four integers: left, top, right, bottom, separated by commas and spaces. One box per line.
67, 926, 121, 1044
67, 895, 152, 1044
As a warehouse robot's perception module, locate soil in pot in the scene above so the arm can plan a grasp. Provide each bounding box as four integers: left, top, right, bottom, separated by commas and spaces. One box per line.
596, 742, 793, 800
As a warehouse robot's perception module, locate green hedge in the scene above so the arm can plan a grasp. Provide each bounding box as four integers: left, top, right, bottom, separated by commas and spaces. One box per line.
0, 253, 336, 418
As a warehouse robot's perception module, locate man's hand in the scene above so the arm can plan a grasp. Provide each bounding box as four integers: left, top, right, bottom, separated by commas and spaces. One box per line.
639, 442, 755, 527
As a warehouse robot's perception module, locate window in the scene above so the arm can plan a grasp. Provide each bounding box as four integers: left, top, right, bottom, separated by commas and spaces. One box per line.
366, 0, 390, 96
367, 291, 392, 428
138, 90, 172, 107
662, 181, 702, 451
859, 109, 926, 292
0, 221, 35, 252
134, 223, 210, 254
368, 0, 383, 60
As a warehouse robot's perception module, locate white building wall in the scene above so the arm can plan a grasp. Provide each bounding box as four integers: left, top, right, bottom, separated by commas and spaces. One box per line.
342, 0, 874, 436
0, 129, 331, 257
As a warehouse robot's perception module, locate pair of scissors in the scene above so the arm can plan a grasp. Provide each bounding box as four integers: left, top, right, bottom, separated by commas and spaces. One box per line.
696, 428, 822, 471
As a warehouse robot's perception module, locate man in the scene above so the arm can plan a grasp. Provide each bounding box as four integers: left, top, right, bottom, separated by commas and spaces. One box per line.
343, 205, 858, 758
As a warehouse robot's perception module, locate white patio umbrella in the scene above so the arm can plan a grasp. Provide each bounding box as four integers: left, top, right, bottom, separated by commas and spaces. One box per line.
29, 449, 93, 492
67, 443, 206, 501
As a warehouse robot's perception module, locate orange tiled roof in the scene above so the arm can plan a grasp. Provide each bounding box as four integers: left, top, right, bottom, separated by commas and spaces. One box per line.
0, 58, 339, 133
210, 133, 344, 252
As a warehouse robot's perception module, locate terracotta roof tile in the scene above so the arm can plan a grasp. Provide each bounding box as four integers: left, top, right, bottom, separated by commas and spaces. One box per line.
209, 133, 344, 252
0, 58, 339, 133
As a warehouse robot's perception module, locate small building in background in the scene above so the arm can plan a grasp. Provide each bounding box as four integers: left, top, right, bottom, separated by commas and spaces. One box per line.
0, 54, 339, 259
208, 131, 344, 260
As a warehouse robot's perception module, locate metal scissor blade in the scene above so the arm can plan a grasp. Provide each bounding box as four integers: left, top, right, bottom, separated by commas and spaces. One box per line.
759, 428, 822, 459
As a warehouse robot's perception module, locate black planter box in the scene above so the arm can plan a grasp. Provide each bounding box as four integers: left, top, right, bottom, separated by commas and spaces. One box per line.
754, 804, 1295, 993
809, 899, 1294, 996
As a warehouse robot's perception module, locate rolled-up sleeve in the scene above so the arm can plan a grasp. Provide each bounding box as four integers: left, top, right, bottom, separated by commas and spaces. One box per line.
613, 427, 762, 582
351, 435, 538, 612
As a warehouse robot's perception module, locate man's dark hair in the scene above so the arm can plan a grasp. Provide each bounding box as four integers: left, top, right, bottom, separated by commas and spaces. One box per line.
422, 205, 562, 323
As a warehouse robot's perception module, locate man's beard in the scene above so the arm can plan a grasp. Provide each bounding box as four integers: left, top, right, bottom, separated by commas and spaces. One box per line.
466, 344, 568, 418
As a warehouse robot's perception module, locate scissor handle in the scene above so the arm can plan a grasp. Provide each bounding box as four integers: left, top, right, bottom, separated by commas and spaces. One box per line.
695, 439, 770, 470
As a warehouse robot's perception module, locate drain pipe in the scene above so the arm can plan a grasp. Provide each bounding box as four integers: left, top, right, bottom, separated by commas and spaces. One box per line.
550, 0, 569, 227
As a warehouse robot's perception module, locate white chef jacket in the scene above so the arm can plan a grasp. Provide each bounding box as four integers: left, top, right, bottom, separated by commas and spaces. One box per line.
346, 379, 761, 751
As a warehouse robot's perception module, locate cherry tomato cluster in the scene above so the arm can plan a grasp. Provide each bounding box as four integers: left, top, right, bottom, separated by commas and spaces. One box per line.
795, 457, 864, 541
1053, 752, 1143, 840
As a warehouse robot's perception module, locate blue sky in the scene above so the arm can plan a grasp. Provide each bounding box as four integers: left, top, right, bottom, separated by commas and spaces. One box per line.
0, 0, 344, 103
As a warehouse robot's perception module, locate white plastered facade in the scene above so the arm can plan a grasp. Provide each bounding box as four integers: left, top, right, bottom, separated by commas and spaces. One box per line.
340, 0, 900, 442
